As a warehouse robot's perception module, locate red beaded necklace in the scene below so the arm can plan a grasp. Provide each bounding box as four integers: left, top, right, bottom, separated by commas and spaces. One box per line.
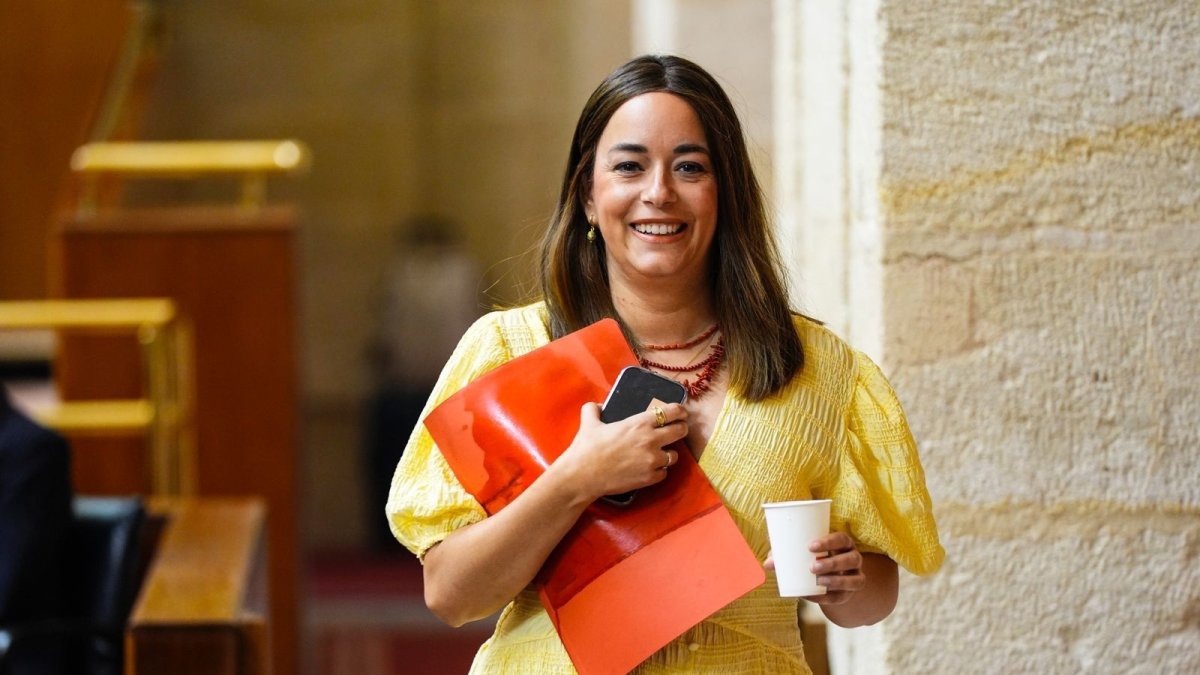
638, 323, 725, 399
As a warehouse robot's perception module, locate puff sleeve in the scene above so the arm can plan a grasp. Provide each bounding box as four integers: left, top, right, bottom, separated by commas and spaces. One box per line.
385, 313, 510, 560
828, 351, 944, 576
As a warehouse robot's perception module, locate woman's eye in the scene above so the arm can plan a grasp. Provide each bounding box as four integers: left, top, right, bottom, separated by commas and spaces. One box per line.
614, 161, 641, 173
677, 161, 707, 174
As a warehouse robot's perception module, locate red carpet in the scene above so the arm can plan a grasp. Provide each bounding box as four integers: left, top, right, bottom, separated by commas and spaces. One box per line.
316, 626, 489, 675
307, 551, 494, 675
309, 550, 426, 596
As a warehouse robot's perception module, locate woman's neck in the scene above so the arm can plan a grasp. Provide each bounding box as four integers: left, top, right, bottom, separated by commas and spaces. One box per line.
609, 277, 715, 346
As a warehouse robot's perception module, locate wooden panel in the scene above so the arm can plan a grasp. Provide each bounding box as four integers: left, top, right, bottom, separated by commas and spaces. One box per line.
129, 628, 241, 675
58, 207, 298, 675
0, 0, 132, 299
129, 498, 269, 675
72, 435, 152, 495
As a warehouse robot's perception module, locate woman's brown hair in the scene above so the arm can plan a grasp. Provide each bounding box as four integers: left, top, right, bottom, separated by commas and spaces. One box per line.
539, 54, 803, 400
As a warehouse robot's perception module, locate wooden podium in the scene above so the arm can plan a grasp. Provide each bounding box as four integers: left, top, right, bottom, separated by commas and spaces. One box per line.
53, 205, 301, 675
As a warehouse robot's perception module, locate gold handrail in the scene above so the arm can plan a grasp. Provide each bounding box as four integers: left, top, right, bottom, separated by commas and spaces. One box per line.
0, 298, 175, 328
0, 298, 195, 496
71, 139, 312, 211
71, 140, 311, 174
35, 400, 155, 432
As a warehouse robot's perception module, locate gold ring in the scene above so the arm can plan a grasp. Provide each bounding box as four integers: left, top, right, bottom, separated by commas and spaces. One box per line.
652, 406, 667, 428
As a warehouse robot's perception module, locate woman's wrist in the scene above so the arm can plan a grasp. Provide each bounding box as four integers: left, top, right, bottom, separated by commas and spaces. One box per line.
540, 454, 603, 510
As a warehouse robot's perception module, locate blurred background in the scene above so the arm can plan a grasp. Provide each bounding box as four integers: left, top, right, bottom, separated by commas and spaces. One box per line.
1, 1, 1196, 674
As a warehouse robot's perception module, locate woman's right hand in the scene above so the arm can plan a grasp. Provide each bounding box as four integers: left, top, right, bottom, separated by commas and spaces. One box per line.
550, 401, 689, 501
422, 399, 689, 626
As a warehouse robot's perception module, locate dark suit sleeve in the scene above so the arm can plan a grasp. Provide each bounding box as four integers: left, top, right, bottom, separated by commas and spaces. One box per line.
0, 413, 73, 621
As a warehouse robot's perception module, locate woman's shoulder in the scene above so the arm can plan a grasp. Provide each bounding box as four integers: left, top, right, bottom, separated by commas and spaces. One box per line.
789, 313, 858, 384
787, 314, 906, 417
474, 301, 548, 329
465, 302, 552, 355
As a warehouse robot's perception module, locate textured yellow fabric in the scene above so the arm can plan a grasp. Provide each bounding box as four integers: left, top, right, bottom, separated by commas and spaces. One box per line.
387, 303, 944, 674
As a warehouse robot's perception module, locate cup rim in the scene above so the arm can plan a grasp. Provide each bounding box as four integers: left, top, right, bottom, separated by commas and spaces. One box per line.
761, 499, 832, 509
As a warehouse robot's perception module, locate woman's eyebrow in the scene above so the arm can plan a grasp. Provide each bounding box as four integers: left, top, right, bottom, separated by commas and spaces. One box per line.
608, 142, 648, 154
606, 142, 710, 155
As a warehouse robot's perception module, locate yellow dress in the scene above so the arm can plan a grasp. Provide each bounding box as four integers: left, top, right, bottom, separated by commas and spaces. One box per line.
387, 303, 944, 674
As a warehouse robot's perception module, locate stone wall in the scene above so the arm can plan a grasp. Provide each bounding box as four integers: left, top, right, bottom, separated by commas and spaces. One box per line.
776, 0, 1200, 672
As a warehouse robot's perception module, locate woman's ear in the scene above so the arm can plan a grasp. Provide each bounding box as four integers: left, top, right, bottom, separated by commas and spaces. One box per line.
576, 167, 595, 222
576, 156, 596, 213
583, 195, 595, 223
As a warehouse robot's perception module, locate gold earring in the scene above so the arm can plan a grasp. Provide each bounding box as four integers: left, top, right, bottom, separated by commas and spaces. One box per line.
587, 224, 596, 242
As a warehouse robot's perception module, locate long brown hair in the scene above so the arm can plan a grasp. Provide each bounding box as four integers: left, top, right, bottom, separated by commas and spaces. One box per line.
539, 54, 802, 400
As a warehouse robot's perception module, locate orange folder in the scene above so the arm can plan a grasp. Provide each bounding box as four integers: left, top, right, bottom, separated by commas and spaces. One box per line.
423, 318, 765, 674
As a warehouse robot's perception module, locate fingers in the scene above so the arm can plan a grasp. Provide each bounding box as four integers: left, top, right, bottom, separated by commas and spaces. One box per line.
808, 532, 859, 569
573, 400, 688, 495
808, 533, 865, 600
812, 557, 865, 590
640, 448, 680, 490
808, 530, 855, 554
579, 401, 602, 426
662, 449, 677, 468
653, 413, 689, 447
643, 401, 687, 429
650, 404, 668, 428
760, 534, 870, 604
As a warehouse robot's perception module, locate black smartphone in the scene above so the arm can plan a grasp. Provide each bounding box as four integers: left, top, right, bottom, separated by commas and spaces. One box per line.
598, 366, 688, 505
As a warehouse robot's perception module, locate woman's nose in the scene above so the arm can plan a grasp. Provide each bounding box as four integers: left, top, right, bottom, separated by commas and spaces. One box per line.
641, 168, 676, 207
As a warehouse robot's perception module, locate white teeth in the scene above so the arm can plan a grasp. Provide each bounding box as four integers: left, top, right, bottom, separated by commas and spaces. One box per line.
632, 222, 683, 235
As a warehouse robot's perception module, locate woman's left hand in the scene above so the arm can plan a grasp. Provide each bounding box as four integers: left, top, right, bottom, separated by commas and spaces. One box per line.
763, 531, 865, 605
803, 531, 864, 605
765, 533, 898, 626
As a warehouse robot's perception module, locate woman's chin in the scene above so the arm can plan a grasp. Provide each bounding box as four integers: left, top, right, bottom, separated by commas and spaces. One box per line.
620, 258, 706, 286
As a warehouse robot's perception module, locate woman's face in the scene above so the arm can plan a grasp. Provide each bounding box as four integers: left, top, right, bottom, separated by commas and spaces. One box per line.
585, 92, 718, 292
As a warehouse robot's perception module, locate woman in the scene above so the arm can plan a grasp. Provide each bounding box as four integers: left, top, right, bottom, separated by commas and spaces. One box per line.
388, 54, 944, 674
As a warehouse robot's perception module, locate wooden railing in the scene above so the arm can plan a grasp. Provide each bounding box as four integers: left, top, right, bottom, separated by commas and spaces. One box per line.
129, 497, 271, 675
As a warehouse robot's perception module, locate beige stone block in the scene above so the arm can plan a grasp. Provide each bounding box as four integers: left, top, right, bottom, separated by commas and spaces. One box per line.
880, 117, 1200, 234
879, 0, 1200, 189
883, 258, 977, 364
888, 253, 1199, 506
887, 501, 1200, 674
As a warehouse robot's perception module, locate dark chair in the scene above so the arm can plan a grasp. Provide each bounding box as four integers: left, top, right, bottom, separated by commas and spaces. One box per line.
0, 496, 146, 675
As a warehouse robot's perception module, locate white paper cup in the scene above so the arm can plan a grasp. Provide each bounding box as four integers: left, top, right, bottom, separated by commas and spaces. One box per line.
762, 499, 832, 597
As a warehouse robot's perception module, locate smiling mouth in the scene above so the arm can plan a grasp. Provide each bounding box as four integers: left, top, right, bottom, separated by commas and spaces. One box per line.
631, 222, 685, 235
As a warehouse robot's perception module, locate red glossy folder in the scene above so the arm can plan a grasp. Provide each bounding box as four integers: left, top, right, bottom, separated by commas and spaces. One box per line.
423, 318, 764, 675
